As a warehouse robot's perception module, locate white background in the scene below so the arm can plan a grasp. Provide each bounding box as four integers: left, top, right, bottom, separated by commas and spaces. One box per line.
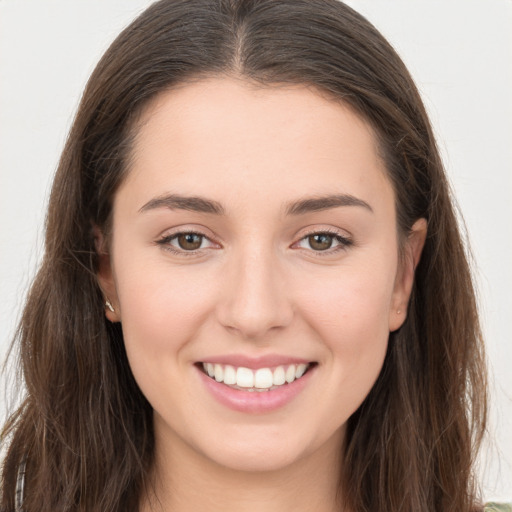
1, 0, 510, 502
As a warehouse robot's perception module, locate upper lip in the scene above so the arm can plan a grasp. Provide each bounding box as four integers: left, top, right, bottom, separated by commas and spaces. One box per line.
198, 354, 313, 369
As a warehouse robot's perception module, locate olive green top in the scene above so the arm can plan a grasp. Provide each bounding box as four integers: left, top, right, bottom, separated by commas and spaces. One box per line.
485, 504, 512, 512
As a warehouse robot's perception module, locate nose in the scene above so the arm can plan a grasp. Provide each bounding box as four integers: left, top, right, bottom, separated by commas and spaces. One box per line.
216, 247, 294, 340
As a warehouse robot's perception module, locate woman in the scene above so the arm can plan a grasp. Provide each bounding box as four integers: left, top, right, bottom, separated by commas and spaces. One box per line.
0, 0, 503, 510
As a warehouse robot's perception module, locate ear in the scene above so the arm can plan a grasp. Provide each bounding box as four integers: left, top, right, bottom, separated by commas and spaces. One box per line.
388, 218, 427, 332
94, 226, 120, 322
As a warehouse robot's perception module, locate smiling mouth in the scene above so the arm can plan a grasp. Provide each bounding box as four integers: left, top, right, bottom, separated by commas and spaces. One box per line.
198, 362, 316, 392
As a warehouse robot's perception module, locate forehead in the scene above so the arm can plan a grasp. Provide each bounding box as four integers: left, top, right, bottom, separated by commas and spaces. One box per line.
118, 77, 393, 216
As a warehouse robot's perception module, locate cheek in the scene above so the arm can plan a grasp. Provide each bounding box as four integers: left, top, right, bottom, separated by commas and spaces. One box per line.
297, 258, 396, 340
294, 269, 392, 431
313, 282, 390, 374
294, 254, 396, 394
113, 257, 218, 366
111, 259, 223, 423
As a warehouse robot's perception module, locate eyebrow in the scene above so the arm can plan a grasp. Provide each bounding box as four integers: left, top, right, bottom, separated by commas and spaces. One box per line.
285, 194, 373, 215
139, 194, 225, 215
139, 192, 373, 216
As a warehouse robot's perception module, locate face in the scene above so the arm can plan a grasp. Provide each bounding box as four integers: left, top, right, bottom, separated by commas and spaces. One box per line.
98, 77, 425, 474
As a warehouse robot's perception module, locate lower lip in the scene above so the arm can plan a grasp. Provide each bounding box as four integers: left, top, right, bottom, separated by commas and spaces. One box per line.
196, 365, 315, 414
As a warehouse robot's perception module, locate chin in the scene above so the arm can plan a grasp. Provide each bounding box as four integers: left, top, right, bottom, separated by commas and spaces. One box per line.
193, 423, 340, 474
203, 442, 306, 473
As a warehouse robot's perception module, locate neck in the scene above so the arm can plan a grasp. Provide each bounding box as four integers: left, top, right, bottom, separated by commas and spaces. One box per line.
140, 426, 345, 512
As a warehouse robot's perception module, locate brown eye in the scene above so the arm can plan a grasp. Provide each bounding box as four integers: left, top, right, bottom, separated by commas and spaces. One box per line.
177, 233, 203, 250
308, 234, 334, 251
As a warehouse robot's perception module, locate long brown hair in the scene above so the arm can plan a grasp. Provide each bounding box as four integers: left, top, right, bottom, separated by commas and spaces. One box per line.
1, 1, 487, 510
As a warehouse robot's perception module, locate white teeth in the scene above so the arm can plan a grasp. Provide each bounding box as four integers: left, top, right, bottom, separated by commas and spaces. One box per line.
295, 363, 307, 379
214, 364, 224, 382
285, 365, 296, 383
223, 365, 236, 385
202, 362, 311, 390
272, 366, 286, 386
236, 367, 255, 388
254, 368, 273, 389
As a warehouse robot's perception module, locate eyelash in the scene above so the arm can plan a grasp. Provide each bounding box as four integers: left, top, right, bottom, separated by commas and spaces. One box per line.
156, 229, 353, 256
156, 230, 215, 256
295, 229, 353, 256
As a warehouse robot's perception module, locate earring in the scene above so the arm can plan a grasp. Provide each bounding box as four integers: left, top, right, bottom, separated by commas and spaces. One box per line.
397, 309, 401, 314
105, 299, 115, 313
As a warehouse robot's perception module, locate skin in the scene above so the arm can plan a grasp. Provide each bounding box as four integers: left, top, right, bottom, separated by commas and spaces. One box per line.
97, 77, 426, 512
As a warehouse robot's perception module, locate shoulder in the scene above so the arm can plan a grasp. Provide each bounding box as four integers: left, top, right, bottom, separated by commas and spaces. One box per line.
484, 504, 512, 512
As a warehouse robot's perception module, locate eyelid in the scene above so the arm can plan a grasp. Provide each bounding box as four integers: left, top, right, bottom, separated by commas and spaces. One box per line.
291, 227, 353, 254
155, 226, 221, 255
156, 224, 220, 242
